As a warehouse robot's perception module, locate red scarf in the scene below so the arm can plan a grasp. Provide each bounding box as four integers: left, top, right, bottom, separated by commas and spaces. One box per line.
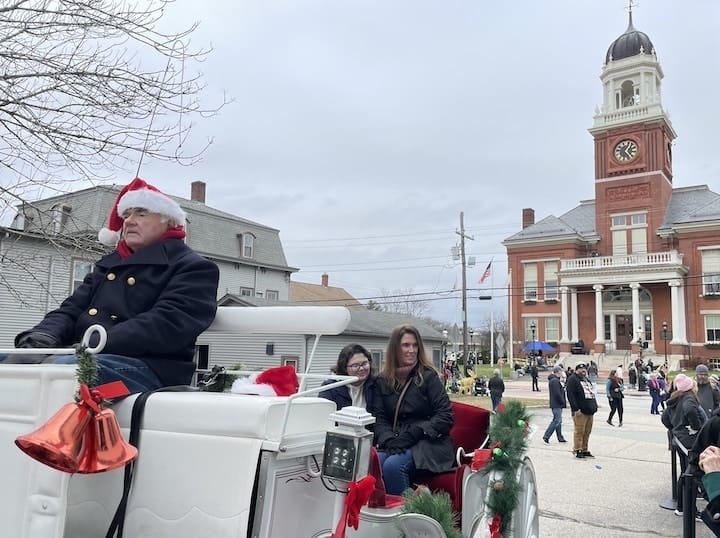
116, 227, 186, 259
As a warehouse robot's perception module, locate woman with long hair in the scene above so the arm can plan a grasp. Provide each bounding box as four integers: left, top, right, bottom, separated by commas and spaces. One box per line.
370, 325, 454, 495
319, 343, 375, 411
606, 372, 625, 426
662, 374, 704, 517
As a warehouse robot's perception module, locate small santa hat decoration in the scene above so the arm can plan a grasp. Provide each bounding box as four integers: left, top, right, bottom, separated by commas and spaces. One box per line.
231, 366, 300, 397
98, 177, 187, 246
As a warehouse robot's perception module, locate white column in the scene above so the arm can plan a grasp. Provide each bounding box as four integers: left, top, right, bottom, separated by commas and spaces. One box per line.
560, 286, 570, 343
570, 288, 579, 342
630, 282, 641, 343
678, 281, 688, 344
593, 284, 604, 344
669, 280, 683, 345
610, 314, 617, 352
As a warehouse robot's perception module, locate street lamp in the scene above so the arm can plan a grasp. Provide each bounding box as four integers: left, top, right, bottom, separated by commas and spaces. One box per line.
442, 329, 448, 362
469, 328, 475, 362
530, 321, 536, 344
662, 321, 668, 368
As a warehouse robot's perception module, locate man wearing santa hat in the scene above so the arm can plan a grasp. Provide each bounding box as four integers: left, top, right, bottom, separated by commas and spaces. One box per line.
5, 177, 220, 394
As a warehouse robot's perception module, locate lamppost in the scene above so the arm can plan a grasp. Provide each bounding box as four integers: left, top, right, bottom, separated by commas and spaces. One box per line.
662, 321, 669, 368
469, 328, 475, 363
530, 321, 536, 350
442, 329, 448, 362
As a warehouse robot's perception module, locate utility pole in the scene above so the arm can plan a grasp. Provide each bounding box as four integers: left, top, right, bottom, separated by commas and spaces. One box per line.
456, 212, 474, 365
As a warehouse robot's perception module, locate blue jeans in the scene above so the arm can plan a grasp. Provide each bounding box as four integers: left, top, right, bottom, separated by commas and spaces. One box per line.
543, 407, 565, 441
491, 393, 502, 412
378, 448, 416, 495
52, 354, 162, 395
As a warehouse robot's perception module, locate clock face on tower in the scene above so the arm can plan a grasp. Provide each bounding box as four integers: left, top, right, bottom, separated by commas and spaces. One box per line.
613, 139, 638, 162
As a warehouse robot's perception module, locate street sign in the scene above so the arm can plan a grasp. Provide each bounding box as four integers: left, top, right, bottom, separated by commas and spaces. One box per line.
495, 333, 506, 353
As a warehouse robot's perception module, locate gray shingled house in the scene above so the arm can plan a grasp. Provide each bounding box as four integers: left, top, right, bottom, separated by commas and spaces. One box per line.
0, 181, 298, 346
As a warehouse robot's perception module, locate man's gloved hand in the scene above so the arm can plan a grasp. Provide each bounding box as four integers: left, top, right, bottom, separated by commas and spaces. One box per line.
16, 332, 59, 349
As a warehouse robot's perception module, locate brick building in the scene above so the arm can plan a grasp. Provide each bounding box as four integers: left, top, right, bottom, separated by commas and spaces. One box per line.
503, 12, 720, 365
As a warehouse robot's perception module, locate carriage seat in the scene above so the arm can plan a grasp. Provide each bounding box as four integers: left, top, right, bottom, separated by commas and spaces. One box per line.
368, 402, 491, 514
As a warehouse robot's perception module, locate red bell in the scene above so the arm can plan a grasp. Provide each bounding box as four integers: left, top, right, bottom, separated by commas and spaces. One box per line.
15, 403, 92, 473
76, 408, 137, 474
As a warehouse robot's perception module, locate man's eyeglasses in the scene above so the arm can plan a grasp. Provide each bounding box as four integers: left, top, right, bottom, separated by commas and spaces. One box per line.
347, 361, 370, 371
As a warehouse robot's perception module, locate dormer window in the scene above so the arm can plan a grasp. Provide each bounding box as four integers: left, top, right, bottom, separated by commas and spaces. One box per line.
239, 233, 255, 258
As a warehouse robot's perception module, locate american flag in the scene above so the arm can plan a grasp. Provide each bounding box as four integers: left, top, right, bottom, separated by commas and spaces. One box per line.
479, 261, 492, 284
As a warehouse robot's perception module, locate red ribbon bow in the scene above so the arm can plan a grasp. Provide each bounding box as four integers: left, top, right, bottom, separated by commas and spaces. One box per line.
489, 513, 502, 538
78, 381, 130, 413
331, 475, 376, 538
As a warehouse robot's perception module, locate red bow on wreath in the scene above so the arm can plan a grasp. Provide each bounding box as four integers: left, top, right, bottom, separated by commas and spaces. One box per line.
331, 475, 376, 538
489, 513, 502, 538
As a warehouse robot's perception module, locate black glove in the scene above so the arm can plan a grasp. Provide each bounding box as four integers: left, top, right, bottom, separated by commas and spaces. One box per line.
16, 332, 59, 349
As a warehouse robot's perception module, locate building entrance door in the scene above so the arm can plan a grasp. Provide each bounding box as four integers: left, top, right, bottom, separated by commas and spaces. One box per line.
616, 315, 632, 350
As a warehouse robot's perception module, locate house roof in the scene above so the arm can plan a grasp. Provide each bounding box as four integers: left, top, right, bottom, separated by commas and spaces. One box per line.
217, 294, 444, 341
504, 184, 720, 244
14, 183, 298, 272
289, 281, 363, 307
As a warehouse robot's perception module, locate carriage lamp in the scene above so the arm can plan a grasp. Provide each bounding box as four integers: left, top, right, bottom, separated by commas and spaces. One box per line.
322, 406, 375, 483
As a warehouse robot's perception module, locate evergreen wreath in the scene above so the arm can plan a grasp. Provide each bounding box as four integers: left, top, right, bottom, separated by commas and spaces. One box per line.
481, 400, 531, 535
399, 487, 462, 538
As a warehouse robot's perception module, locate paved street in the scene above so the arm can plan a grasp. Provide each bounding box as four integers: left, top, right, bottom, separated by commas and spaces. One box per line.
496, 374, 715, 537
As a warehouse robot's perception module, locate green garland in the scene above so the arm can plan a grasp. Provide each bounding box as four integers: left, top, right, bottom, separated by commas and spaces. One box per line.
481, 400, 531, 535
399, 488, 462, 538
74, 345, 98, 388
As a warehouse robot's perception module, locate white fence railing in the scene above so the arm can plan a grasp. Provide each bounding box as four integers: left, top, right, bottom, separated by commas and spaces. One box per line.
561, 251, 683, 272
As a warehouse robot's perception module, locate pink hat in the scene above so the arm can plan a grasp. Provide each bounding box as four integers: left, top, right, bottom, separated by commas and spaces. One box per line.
673, 374, 694, 393
98, 177, 186, 246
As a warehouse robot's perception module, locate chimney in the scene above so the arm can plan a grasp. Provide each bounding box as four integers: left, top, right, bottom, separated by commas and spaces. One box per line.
321, 273, 329, 287
522, 208, 535, 229
191, 181, 206, 203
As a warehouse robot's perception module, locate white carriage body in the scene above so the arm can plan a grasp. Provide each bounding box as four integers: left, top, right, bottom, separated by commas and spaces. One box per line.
0, 306, 538, 538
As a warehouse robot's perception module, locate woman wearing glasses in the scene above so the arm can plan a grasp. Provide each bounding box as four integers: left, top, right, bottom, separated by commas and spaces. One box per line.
319, 344, 376, 411
370, 325, 454, 495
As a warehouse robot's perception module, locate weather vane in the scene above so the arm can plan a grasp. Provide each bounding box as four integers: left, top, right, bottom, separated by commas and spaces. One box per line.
626, 0, 638, 14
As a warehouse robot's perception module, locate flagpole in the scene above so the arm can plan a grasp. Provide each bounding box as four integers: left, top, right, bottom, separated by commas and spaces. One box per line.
490, 266, 494, 368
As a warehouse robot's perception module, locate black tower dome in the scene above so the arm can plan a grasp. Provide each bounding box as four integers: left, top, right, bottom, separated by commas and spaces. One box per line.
605, 12, 654, 64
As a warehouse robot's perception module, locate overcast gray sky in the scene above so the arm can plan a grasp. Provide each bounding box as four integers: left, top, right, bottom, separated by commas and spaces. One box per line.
138, 0, 720, 327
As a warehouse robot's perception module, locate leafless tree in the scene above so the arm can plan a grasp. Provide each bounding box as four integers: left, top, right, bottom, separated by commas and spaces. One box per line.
0, 0, 222, 218
379, 288, 430, 319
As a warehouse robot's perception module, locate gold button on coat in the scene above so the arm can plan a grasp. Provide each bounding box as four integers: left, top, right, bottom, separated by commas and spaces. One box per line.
106, 273, 116, 281
88, 308, 98, 316
127, 277, 136, 286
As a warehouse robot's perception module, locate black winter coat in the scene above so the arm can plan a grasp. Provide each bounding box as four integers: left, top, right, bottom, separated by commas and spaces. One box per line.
488, 375, 505, 397
371, 366, 455, 473
17, 239, 219, 386
547, 374, 567, 409
662, 392, 704, 450
565, 373, 598, 415
319, 377, 377, 411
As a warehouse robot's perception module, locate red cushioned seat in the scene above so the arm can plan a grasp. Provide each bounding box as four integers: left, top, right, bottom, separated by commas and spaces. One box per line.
368, 446, 406, 509
415, 402, 491, 514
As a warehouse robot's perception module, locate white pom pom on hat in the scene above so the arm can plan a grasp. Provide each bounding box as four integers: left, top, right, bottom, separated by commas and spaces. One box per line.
231, 366, 299, 397
98, 177, 186, 246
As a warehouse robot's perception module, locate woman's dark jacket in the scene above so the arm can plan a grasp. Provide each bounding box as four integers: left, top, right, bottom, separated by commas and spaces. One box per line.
488, 375, 505, 397
319, 377, 376, 411
371, 366, 455, 473
547, 374, 566, 409
662, 392, 704, 450
608, 378, 624, 399
16, 239, 219, 387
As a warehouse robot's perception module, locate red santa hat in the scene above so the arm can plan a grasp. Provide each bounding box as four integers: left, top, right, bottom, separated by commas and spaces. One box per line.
98, 177, 187, 246
231, 366, 299, 397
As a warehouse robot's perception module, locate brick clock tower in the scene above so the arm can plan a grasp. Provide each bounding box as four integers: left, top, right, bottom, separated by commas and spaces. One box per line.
588, 11, 677, 256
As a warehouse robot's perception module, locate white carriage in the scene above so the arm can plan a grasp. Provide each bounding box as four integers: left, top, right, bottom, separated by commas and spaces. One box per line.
0, 306, 538, 537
